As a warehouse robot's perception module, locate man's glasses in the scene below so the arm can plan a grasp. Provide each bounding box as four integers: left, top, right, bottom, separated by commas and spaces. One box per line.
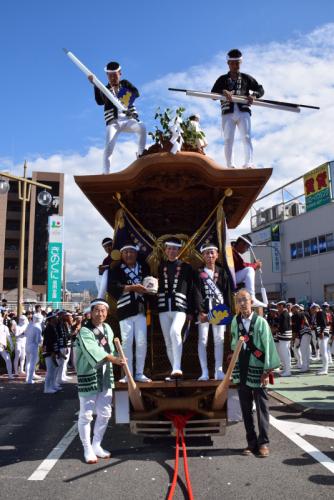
236, 297, 251, 304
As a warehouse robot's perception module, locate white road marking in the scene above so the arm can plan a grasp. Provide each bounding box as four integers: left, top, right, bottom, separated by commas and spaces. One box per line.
270, 415, 334, 474
28, 422, 78, 481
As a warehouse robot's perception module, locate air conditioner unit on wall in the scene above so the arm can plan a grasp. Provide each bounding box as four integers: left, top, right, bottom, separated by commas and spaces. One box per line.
270, 203, 283, 221
256, 208, 267, 227
289, 202, 305, 217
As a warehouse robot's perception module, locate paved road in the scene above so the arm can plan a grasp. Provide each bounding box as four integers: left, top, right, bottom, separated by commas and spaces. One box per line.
0, 378, 333, 500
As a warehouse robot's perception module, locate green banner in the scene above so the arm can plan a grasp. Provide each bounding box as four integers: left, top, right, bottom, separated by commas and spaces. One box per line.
305, 187, 331, 211
47, 242, 63, 303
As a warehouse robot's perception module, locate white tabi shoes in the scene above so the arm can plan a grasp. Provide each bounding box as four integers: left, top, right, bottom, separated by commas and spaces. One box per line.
92, 442, 111, 459
215, 369, 225, 381
198, 372, 209, 381
84, 445, 98, 464
135, 374, 152, 383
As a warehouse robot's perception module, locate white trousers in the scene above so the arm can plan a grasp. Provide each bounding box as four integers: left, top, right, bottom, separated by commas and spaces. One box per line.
328, 338, 333, 364
14, 339, 26, 374
311, 330, 320, 359
198, 322, 225, 377
119, 313, 147, 376
300, 334, 311, 371
103, 117, 147, 173
222, 108, 252, 167
235, 267, 255, 297
25, 346, 39, 383
159, 310, 186, 372
292, 338, 302, 368
0, 350, 13, 377
57, 347, 71, 382
55, 349, 67, 384
78, 390, 112, 448
319, 337, 329, 373
277, 340, 291, 374
44, 356, 58, 391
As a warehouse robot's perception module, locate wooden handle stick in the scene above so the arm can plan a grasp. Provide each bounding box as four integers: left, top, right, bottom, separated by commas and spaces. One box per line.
114, 338, 145, 412
212, 337, 244, 411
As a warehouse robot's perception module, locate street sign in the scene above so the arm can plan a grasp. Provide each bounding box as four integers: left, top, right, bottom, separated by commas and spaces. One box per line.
304, 162, 332, 211
47, 215, 63, 303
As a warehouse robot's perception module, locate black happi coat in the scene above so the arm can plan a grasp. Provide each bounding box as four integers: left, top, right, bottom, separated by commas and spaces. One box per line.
94, 79, 139, 125
277, 309, 292, 341
195, 265, 227, 314
157, 260, 197, 313
108, 261, 150, 321
211, 72, 264, 115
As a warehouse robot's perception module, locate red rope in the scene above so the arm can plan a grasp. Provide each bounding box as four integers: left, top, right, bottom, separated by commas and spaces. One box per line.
165, 412, 195, 500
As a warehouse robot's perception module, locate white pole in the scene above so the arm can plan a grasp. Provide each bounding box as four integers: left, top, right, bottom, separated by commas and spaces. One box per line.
63, 48, 126, 113
185, 91, 300, 113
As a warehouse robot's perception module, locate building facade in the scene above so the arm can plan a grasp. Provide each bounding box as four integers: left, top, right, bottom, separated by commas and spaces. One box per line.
0, 171, 64, 299
250, 162, 334, 304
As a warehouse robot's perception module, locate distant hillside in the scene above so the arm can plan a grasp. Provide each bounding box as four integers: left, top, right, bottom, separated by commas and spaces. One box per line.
66, 281, 98, 295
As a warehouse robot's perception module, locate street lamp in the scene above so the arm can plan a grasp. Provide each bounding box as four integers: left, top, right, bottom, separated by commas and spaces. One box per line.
37, 189, 52, 207
0, 177, 10, 194
0, 161, 52, 315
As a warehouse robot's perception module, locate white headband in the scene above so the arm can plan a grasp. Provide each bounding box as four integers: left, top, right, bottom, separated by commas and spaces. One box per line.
165, 241, 182, 248
104, 66, 121, 73
120, 245, 138, 252
239, 235, 252, 246
90, 300, 109, 309
227, 56, 242, 61
200, 245, 218, 253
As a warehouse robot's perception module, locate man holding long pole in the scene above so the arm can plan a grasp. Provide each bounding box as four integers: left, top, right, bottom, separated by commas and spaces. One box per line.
88, 61, 146, 173
211, 49, 264, 168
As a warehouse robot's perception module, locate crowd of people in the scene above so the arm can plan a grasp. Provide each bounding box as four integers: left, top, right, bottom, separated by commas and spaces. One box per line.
0, 301, 88, 392
266, 300, 334, 376
1, 236, 333, 463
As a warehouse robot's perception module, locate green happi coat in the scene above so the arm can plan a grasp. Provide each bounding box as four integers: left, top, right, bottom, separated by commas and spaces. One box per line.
231, 313, 280, 388
75, 322, 116, 397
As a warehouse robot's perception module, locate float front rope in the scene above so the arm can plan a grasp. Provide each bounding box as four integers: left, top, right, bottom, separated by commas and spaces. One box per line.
165, 412, 195, 500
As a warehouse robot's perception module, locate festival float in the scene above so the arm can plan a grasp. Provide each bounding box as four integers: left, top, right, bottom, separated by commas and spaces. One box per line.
64, 49, 319, 436
75, 150, 272, 437
66, 46, 320, 497
65, 45, 320, 438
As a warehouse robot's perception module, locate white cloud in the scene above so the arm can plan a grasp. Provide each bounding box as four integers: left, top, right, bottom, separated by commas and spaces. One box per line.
5, 23, 334, 281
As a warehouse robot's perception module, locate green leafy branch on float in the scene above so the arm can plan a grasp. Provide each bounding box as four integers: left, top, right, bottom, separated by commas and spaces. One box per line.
148, 106, 206, 149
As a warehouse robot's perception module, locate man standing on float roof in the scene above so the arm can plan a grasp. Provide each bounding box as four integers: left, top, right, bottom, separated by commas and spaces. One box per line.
211, 49, 264, 168
88, 61, 146, 174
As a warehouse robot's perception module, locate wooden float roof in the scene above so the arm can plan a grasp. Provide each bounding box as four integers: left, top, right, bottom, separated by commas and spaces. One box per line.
74, 152, 272, 234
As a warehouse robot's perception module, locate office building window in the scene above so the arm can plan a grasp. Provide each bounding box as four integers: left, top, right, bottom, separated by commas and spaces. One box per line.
290, 243, 297, 260
319, 235, 327, 253
304, 239, 311, 257
311, 237, 318, 255
326, 233, 334, 251
296, 241, 303, 258
291, 232, 334, 260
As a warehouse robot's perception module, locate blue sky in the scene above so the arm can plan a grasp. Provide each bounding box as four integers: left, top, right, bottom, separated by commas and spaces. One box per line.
1, 0, 334, 162
1, 1, 334, 280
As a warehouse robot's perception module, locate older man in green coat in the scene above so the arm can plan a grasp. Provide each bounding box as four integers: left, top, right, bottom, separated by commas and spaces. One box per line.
231, 289, 280, 458
75, 299, 125, 464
